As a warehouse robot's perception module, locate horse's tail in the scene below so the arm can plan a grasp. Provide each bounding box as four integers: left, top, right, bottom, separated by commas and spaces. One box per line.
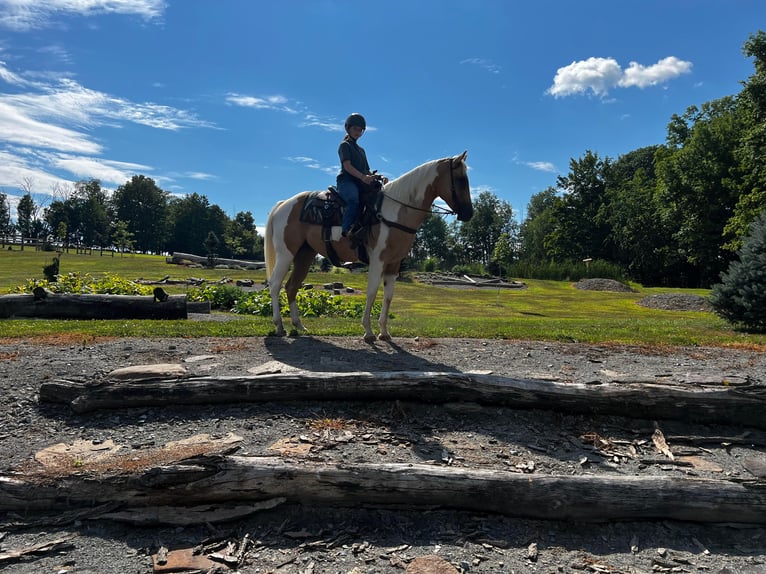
264, 201, 281, 281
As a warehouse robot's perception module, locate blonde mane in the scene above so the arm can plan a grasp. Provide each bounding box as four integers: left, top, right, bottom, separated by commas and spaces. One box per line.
380, 158, 440, 204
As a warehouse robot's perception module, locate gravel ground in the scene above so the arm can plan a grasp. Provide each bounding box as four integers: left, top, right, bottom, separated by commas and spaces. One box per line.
1, 335, 766, 574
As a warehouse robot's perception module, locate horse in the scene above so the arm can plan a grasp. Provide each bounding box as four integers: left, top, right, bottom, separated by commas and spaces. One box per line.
264, 151, 473, 342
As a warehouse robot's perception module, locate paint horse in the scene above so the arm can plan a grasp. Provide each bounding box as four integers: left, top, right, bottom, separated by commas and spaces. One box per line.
264, 151, 473, 342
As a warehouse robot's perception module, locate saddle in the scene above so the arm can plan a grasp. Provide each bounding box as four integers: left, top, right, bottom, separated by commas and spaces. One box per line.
299, 176, 384, 266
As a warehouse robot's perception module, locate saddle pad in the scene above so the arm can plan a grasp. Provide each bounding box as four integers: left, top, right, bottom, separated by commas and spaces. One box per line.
299, 190, 344, 226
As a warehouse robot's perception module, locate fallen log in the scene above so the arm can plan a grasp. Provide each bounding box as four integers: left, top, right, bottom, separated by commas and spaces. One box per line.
1, 456, 764, 524
169, 251, 265, 269
39, 370, 766, 428
0, 290, 188, 320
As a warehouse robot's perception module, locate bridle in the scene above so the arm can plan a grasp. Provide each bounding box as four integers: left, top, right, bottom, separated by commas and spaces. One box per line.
377, 157, 462, 234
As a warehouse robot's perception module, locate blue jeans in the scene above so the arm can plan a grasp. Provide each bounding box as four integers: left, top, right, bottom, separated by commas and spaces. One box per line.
337, 179, 360, 233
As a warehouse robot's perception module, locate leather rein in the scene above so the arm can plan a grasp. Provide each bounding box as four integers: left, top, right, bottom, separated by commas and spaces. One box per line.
377, 158, 460, 235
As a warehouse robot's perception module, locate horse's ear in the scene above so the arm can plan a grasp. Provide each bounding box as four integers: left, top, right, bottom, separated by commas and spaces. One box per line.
456, 150, 468, 163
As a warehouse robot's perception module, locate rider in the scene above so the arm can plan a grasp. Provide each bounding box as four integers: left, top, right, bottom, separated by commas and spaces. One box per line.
336, 113, 387, 239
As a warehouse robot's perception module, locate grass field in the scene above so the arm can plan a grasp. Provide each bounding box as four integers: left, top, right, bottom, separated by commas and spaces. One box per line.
1, 248, 764, 348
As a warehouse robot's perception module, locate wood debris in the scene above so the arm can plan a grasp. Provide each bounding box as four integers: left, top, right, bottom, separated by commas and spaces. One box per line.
0, 534, 77, 564
652, 428, 675, 460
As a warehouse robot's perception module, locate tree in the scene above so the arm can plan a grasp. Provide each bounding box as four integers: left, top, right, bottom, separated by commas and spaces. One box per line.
74, 179, 111, 248
710, 210, 766, 331
519, 187, 557, 262
458, 191, 515, 267
0, 192, 13, 247
44, 200, 73, 250
225, 211, 263, 260
16, 193, 36, 250
166, 193, 224, 255
111, 220, 135, 256
601, 147, 675, 285
545, 151, 612, 263
111, 175, 169, 253
724, 31, 766, 251
411, 214, 450, 269
655, 97, 742, 286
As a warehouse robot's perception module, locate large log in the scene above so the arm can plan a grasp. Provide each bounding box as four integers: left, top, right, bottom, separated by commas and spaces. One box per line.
169, 251, 265, 269
1, 456, 764, 524
39, 370, 766, 428
0, 290, 188, 319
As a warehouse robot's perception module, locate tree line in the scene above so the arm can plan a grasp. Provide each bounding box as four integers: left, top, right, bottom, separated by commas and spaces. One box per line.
1, 32, 764, 288
0, 175, 264, 261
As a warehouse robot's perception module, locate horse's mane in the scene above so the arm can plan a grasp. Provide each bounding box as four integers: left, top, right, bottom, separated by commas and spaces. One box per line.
382, 158, 441, 203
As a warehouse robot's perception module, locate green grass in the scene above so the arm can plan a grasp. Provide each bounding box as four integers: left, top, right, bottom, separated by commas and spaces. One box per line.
1, 249, 764, 348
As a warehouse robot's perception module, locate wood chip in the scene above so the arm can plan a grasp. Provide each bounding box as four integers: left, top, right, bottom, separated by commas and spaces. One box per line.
652, 428, 675, 460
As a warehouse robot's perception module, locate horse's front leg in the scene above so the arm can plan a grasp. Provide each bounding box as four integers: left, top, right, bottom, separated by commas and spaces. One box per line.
377, 271, 398, 341
362, 269, 383, 343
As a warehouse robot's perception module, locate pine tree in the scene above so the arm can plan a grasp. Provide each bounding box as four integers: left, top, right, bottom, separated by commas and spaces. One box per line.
710, 210, 766, 331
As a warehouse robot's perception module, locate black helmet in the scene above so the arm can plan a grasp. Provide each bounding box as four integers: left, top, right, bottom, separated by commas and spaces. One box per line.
344, 113, 366, 131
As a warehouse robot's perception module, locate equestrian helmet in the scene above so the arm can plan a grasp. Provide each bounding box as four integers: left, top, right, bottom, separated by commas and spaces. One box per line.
345, 113, 366, 131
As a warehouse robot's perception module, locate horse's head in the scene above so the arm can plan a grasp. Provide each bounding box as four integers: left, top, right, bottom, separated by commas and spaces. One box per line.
437, 151, 473, 221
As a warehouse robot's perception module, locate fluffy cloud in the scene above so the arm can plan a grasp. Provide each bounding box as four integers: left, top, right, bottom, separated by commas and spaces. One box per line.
547, 56, 692, 98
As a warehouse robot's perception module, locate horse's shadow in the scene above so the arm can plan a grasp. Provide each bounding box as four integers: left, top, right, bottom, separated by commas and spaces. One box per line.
263, 335, 460, 374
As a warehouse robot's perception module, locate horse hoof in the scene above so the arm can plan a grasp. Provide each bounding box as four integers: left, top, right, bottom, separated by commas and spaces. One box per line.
363, 334, 377, 344
378, 334, 392, 342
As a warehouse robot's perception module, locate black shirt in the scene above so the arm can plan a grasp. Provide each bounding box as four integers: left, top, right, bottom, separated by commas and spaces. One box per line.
337, 135, 370, 184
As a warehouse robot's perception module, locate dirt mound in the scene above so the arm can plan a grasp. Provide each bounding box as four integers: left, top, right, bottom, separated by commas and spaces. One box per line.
573, 278, 636, 292
637, 293, 712, 312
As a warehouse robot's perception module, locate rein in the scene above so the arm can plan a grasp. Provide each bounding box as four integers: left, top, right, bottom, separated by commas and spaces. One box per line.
377, 158, 459, 235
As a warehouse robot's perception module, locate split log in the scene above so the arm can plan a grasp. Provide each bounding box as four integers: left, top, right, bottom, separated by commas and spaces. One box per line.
39, 370, 766, 429
0, 291, 188, 319
1, 456, 764, 524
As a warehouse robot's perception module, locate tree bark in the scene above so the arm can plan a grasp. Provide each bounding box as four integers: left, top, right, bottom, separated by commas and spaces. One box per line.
0, 291, 188, 319
1, 456, 764, 524
39, 370, 766, 429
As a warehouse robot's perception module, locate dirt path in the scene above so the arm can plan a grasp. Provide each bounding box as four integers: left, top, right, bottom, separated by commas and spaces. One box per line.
1, 335, 765, 573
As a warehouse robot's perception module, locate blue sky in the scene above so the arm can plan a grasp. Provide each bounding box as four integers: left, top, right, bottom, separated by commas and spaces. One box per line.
0, 1, 762, 229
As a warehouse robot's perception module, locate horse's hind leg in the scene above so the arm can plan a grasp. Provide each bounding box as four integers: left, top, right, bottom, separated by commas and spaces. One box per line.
268, 255, 292, 336
284, 244, 315, 333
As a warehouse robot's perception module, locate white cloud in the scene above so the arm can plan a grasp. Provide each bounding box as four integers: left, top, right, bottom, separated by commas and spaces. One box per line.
526, 161, 557, 173
0, 100, 103, 153
0, 0, 166, 31
547, 56, 692, 98
226, 93, 299, 114
0, 60, 215, 195
618, 56, 693, 88
461, 58, 501, 75
47, 153, 151, 185
300, 113, 344, 132
286, 155, 336, 175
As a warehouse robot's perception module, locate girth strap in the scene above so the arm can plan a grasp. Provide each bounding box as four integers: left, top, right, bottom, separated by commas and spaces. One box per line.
378, 215, 418, 235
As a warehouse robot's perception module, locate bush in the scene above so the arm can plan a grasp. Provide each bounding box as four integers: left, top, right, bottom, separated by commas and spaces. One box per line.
10, 272, 154, 296
710, 211, 766, 332
188, 284, 243, 310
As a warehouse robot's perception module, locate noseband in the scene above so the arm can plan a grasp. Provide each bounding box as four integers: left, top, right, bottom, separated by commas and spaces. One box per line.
378, 158, 463, 234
